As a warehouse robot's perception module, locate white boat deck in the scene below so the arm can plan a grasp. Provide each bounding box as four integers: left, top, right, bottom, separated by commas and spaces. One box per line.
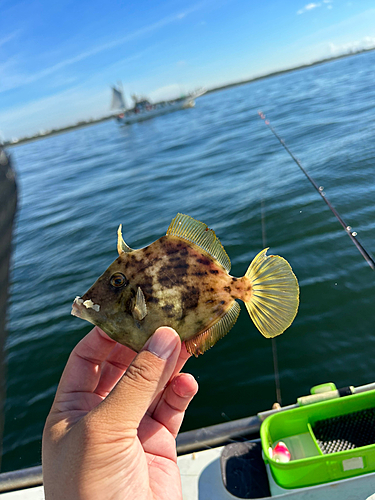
1, 446, 375, 499
0, 486, 44, 499
178, 446, 375, 500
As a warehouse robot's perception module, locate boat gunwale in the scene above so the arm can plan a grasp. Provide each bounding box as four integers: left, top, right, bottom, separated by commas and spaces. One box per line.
0, 414, 261, 493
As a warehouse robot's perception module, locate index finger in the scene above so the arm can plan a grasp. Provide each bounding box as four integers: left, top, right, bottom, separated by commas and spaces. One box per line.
147, 341, 191, 415
56, 327, 121, 396
95, 336, 191, 399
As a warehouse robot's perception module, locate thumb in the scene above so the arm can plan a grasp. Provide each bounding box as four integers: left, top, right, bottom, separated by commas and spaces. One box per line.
97, 327, 181, 429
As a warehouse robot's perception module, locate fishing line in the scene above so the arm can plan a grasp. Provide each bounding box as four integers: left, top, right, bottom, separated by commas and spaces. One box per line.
260, 166, 282, 406
258, 111, 375, 271
271, 339, 282, 406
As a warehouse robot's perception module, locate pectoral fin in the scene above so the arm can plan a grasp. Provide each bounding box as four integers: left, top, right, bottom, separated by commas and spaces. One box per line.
132, 287, 147, 321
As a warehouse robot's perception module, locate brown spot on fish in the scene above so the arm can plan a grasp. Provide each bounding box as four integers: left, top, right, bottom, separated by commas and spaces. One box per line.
147, 296, 159, 303
159, 262, 188, 282
175, 262, 189, 270
193, 270, 208, 276
181, 286, 200, 312
168, 256, 182, 262
166, 246, 180, 255
138, 275, 154, 295
161, 304, 175, 318
197, 257, 211, 266
210, 269, 219, 274
158, 273, 176, 288
224, 286, 231, 293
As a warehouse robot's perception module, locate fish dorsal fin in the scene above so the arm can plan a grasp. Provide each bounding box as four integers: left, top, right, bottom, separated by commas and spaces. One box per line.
117, 224, 133, 255
167, 214, 231, 272
185, 301, 240, 356
244, 249, 299, 338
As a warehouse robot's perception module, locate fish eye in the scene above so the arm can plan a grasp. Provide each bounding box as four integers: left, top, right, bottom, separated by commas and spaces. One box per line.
110, 272, 127, 288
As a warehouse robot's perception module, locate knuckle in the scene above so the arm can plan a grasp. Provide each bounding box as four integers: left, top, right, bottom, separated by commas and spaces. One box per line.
125, 356, 161, 386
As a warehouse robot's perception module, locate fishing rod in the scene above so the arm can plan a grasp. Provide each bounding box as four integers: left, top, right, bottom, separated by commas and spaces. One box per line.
258, 111, 375, 271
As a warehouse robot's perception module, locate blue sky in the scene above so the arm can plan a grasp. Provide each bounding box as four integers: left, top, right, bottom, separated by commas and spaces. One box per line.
1, 0, 375, 140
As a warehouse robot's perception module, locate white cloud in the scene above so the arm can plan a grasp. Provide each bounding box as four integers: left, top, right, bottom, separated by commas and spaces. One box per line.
329, 36, 375, 55
297, 3, 320, 14
297, 1, 333, 14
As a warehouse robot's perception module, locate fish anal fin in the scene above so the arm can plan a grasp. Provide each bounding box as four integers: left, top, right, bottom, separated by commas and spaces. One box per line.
244, 248, 299, 338
167, 213, 231, 272
133, 287, 147, 321
185, 301, 240, 357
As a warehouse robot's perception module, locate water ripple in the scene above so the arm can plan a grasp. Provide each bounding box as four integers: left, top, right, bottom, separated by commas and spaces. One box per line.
3, 51, 375, 471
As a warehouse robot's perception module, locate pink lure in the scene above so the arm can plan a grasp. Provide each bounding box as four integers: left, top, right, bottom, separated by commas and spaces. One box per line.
272, 441, 291, 463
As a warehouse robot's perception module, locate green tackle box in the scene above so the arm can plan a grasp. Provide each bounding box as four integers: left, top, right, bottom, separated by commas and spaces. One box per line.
260, 389, 375, 489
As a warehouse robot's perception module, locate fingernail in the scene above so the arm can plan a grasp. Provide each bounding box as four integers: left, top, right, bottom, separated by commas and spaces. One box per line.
143, 328, 179, 360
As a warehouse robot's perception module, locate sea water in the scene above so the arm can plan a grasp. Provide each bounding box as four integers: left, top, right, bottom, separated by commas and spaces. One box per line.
2, 50, 375, 472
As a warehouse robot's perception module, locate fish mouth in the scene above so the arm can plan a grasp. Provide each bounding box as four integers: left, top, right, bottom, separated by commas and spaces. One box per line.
71, 296, 104, 324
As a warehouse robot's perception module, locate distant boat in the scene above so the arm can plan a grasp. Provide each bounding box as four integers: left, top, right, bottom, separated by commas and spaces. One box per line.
110, 84, 206, 125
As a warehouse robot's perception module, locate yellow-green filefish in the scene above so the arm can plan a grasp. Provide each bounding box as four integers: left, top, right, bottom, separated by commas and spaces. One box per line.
72, 214, 299, 356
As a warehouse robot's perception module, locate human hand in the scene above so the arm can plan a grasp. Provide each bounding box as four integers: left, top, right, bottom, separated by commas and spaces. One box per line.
42, 326, 198, 500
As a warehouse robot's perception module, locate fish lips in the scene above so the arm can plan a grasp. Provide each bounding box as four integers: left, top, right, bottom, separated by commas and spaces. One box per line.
71, 296, 106, 325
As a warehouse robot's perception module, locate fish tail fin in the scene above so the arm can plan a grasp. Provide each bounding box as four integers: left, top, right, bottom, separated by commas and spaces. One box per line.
244, 248, 299, 338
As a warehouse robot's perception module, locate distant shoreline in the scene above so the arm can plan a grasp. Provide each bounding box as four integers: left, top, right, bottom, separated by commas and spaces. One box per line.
4, 47, 374, 148
204, 47, 375, 95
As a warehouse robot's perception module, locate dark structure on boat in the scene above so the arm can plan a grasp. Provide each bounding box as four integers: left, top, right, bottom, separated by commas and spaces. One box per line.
0, 146, 18, 469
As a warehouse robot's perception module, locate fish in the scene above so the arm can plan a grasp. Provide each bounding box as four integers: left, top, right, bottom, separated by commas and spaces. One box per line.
71, 213, 299, 356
